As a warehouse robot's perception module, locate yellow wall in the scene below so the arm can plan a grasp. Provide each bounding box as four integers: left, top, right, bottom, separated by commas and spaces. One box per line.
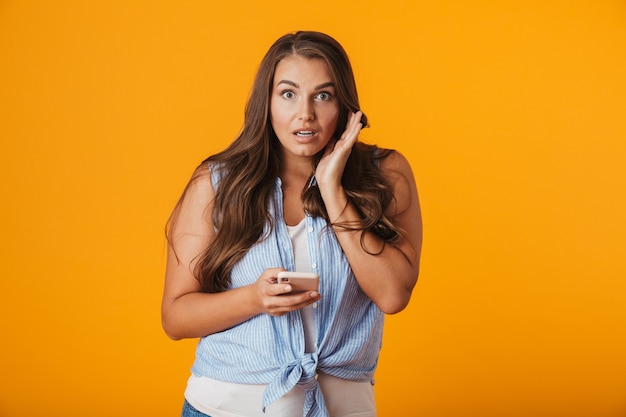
1, 1, 625, 416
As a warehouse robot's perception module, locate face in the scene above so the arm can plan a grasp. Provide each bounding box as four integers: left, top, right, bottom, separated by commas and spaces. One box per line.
270, 55, 340, 161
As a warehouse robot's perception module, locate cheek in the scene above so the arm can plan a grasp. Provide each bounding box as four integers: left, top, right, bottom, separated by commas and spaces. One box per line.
325, 111, 340, 137
269, 99, 290, 128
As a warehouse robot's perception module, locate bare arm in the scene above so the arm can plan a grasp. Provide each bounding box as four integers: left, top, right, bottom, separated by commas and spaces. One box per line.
161, 166, 321, 340
316, 113, 422, 314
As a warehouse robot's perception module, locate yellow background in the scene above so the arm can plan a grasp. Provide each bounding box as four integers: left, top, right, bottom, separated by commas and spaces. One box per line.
1, 1, 625, 416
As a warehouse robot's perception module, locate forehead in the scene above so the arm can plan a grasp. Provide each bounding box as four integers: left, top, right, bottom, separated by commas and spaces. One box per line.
273, 55, 333, 86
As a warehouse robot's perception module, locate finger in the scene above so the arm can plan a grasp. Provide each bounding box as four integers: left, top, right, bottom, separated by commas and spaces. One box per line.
349, 111, 363, 129
340, 112, 358, 137
283, 290, 320, 302
270, 290, 321, 315
282, 292, 320, 311
344, 112, 363, 141
269, 282, 292, 296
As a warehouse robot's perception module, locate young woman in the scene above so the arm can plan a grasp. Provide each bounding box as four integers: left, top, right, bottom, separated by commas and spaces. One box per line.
162, 31, 422, 417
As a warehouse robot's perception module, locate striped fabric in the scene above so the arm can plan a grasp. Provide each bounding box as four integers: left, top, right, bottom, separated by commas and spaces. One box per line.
190, 165, 384, 417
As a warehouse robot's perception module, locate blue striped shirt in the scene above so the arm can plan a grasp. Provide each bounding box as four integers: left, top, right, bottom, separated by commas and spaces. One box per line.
190, 167, 384, 417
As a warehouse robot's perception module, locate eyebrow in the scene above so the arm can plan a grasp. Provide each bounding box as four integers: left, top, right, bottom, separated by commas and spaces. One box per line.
276, 80, 335, 90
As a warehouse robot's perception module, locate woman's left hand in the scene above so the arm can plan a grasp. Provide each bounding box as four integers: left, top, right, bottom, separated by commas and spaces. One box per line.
315, 111, 363, 192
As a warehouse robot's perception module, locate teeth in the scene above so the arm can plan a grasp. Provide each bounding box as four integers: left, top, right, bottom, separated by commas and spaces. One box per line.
296, 131, 314, 136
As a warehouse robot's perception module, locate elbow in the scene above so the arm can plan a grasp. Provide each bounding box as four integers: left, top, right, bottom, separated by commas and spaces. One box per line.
161, 312, 186, 341
376, 286, 414, 314
161, 319, 180, 341
377, 293, 411, 315
377, 271, 419, 315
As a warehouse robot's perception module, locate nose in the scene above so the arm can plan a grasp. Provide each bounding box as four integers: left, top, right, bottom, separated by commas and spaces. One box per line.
297, 100, 315, 121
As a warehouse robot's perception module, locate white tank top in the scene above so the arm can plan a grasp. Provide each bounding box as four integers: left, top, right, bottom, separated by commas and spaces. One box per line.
286, 218, 316, 353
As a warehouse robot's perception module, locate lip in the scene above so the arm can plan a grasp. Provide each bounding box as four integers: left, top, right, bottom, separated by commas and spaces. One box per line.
292, 127, 318, 134
292, 128, 319, 143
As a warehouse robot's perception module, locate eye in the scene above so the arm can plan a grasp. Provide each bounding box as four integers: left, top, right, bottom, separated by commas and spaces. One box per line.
315, 92, 332, 101
281, 90, 296, 99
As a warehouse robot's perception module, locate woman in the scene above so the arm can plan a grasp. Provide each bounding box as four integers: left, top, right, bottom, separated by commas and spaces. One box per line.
162, 31, 422, 417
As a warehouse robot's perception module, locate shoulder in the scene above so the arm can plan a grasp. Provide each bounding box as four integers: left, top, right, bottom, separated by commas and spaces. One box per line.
354, 143, 413, 175
190, 160, 214, 185
379, 150, 418, 214
179, 161, 216, 208
379, 149, 413, 174
167, 161, 217, 241
189, 158, 233, 191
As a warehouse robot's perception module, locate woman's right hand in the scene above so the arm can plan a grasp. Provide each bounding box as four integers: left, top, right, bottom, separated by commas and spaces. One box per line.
162, 166, 321, 340
163, 265, 321, 340
250, 268, 321, 317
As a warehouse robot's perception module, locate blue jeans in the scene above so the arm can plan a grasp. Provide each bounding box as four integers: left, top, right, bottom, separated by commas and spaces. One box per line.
181, 400, 212, 417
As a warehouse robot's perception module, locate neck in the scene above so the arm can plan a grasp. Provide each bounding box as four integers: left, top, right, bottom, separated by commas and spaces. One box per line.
279, 156, 315, 186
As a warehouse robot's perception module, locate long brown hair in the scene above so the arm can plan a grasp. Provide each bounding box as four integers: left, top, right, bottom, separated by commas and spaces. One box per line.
169, 31, 400, 292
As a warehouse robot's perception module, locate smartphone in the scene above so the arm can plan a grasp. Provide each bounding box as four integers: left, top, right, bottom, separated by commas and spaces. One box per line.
277, 271, 319, 294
